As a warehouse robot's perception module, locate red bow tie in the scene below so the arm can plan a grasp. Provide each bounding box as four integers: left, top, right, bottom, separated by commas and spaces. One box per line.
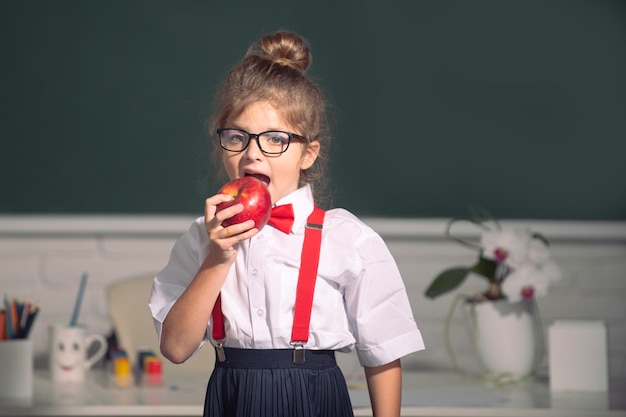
267, 204, 294, 234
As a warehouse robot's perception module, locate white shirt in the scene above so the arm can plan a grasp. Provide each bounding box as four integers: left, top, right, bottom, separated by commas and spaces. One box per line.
149, 185, 424, 367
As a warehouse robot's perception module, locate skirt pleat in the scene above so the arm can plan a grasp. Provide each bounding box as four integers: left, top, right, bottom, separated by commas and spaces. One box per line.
203, 349, 354, 417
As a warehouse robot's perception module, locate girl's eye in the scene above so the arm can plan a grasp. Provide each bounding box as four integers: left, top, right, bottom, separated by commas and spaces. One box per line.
264, 133, 288, 145
228, 134, 246, 144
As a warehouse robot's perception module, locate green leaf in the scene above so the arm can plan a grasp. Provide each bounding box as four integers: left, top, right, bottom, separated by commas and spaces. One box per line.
469, 257, 497, 281
424, 268, 471, 299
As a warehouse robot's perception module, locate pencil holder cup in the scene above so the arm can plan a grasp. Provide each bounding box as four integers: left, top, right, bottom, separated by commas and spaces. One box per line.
0, 339, 34, 400
48, 323, 107, 383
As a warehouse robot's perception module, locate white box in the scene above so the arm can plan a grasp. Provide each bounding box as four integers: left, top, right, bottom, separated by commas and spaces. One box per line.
548, 320, 608, 391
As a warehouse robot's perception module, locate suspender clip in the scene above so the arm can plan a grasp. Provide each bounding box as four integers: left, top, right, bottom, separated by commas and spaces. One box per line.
291, 342, 305, 365
216, 340, 226, 362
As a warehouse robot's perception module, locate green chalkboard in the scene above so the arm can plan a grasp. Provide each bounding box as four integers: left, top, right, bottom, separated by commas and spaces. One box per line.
1, 0, 625, 219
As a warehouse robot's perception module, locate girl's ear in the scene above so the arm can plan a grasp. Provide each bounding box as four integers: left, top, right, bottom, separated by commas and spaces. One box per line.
301, 140, 320, 170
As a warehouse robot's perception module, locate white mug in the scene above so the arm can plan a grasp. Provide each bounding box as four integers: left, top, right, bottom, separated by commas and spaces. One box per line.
49, 324, 107, 382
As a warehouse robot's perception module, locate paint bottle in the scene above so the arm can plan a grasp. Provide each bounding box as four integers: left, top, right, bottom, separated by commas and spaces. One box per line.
113, 356, 133, 388
144, 356, 163, 386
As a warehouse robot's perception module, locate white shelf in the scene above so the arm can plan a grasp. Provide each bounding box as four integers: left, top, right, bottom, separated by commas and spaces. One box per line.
1, 369, 624, 417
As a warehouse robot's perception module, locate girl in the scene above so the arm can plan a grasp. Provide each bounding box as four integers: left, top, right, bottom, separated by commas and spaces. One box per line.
149, 31, 424, 417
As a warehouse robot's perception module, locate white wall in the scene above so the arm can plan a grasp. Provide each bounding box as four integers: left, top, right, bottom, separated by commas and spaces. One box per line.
1, 216, 625, 378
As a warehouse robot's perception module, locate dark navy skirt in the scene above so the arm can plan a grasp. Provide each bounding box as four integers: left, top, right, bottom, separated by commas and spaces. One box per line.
203, 348, 354, 417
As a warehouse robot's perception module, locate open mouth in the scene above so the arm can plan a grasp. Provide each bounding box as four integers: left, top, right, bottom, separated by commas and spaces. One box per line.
244, 173, 270, 186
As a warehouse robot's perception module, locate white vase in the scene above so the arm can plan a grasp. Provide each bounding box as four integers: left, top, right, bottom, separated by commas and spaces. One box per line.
464, 299, 537, 377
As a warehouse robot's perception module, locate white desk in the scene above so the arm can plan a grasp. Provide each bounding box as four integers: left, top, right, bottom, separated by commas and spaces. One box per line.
1, 369, 625, 417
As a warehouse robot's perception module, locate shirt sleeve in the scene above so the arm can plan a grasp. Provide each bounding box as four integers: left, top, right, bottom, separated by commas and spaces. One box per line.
342, 225, 425, 367
148, 217, 209, 346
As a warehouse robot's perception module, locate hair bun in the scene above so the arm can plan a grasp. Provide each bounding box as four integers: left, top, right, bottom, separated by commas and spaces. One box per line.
247, 31, 312, 73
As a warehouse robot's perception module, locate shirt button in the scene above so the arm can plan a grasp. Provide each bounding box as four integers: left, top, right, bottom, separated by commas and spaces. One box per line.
257, 234, 264, 240
251, 269, 258, 277
256, 309, 264, 317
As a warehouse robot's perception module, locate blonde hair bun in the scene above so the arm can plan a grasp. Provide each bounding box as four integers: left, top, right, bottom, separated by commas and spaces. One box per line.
247, 31, 312, 73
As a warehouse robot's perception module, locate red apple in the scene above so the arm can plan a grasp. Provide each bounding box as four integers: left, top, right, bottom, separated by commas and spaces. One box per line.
215, 177, 272, 229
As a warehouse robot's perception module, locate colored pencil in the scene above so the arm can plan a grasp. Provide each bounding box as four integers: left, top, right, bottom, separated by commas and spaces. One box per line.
19, 304, 40, 339
0, 310, 6, 340
4, 297, 15, 339
0, 298, 41, 340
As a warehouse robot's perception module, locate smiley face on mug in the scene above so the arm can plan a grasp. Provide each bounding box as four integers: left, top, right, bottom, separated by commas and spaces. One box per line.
49, 324, 108, 383
53, 336, 83, 373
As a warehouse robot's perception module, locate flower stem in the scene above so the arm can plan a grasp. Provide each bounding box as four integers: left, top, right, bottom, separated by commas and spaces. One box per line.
484, 281, 505, 300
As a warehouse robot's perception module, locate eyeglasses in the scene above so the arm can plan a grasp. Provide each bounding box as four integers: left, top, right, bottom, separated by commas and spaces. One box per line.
217, 128, 306, 155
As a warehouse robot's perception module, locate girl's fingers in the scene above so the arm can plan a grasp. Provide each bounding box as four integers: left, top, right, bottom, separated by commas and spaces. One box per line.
204, 194, 244, 235
204, 194, 236, 220
203, 194, 257, 258
208, 225, 257, 262
219, 220, 255, 239
214, 203, 244, 224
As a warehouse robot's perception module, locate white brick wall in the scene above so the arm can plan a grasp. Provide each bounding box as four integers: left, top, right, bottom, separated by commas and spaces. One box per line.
1, 216, 625, 377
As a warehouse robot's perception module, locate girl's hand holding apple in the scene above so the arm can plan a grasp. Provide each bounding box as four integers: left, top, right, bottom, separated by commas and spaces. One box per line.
202, 177, 271, 263
215, 177, 272, 229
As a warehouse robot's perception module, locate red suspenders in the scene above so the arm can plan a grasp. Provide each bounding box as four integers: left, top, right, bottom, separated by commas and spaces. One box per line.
211, 205, 326, 364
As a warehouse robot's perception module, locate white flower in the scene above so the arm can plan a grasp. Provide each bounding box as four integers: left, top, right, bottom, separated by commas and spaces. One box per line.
481, 227, 561, 301
428, 215, 562, 302
480, 228, 531, 268
502, 261, 561, 302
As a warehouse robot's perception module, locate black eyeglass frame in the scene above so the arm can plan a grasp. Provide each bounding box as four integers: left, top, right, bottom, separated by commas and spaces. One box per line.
217, 128, 307, 155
